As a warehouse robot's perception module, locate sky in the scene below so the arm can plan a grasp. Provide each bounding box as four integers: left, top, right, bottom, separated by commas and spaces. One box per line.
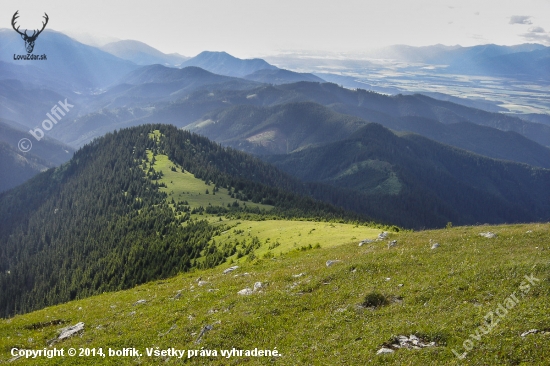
1, 0, 549, 58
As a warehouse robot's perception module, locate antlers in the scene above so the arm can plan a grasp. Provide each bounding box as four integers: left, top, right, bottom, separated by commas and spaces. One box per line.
35, 13, 49, 38
11, 11, 49, 39
11, 11, 24, 36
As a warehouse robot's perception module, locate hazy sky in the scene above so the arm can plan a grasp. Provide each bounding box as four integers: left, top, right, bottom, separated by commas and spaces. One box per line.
1, 0, 549, 57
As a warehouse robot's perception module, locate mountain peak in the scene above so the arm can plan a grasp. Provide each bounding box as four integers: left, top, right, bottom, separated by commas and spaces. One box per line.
181, 51, 277, 77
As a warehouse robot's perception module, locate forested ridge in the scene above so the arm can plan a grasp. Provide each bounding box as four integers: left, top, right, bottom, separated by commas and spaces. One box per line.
0, 124, 366, 318
266, 123, 550, 228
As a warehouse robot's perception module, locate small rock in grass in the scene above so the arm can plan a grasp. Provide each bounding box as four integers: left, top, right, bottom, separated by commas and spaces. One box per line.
195, 324, 213, 343
159, 324, 177, 337
385, 334, 437, 351
292, 273, 304, 278
521, 329, 540, 337
479, 232, 497, 238
391, 296, 404, 304
134, 299, 146, 305
253, 282, 263, 291
234, 272, 251, 277
378, 232, 389, 240
238, 288, 253, 295
431, 243, 440, 249
197, 281, 208, 287
223, 266, 239, 274
57, 322, 85, 341
326, 260, 342, 267
359, 239, 373, 246
387, 240, 397, 248
376, 347, 394, 354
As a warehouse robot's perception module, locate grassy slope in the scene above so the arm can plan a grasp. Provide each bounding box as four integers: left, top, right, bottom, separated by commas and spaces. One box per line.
145, 146, 381, 259
150, 152, 270, 213
1, 223, 549, 365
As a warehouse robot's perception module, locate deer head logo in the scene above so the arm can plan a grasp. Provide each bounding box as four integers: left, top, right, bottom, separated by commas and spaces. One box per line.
12, 11, 49, 54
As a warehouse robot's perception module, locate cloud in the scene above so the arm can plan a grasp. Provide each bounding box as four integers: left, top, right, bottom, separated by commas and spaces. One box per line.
528, 26, 546, 33
521, 29, 550, 45
509, 16, 532, 25
470, 34, 487, 41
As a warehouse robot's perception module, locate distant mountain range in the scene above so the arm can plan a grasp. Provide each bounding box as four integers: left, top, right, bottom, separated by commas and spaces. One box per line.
180, 81, 550, 151
0, 119, 74, 192
367, 43, 546, 64
46, 76, 550, 167
101, 39, 189, 66
0, 29, 138, 91
187, 99, 550, 169
2, 29, 550, 231
243, 68, 325, 84
181, 51, 323, 84
0, 78, 83, 130
365, 43, 550, 79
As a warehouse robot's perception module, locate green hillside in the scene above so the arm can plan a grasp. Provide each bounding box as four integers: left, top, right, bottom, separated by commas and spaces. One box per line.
186, 102, 367, 155
146, 151, 271, 214
266, 123, 550, 228
2, 222, 548, 365
0, 124, 372, 318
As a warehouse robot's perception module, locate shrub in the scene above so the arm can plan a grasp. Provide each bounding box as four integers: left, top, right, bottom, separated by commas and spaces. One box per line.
363, 292, 389, 308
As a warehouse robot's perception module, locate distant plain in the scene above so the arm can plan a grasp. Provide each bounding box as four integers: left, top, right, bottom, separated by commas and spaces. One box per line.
267, 54, 550, 115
